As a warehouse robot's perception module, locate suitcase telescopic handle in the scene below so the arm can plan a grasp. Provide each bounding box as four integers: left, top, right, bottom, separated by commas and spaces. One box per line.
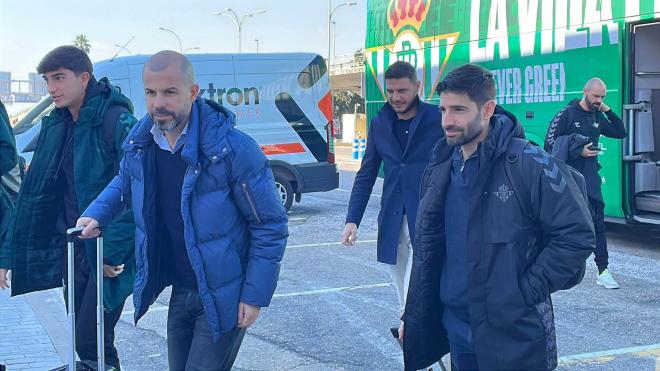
65, 225, 106, 370
66, 227, 84, 242
67, 226, 102, 241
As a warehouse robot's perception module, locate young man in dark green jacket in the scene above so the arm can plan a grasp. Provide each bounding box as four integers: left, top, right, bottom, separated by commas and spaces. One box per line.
0, 101, 17, 273
0, 46, 136, 370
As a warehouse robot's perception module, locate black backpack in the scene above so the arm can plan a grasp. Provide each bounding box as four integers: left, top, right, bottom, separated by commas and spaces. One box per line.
503, 137, 588, 290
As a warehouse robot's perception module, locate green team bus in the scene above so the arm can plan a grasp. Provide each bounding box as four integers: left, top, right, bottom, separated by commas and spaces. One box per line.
364, 0, 660, 225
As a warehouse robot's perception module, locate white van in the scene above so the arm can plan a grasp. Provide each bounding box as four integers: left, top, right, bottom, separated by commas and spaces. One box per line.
13, 53, 339, 210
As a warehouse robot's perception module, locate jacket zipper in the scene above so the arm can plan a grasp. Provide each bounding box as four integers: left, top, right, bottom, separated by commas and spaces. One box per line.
52, 127, 75, 182
241, 183, 261, 224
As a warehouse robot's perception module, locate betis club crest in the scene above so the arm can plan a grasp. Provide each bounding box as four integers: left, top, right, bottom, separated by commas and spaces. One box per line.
365, 0, 459, 100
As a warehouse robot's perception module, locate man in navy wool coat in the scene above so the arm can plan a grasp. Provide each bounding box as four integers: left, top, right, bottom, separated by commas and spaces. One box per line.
340, 61, 443, 326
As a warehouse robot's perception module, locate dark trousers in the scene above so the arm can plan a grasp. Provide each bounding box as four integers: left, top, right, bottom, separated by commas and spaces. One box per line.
62, 242, 125, 369
167, 286, 246, 371
449, 342, 479, 371
589, 198, 609, 271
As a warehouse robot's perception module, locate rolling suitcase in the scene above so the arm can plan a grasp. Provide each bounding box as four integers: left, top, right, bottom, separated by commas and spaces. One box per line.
51, 227, 116, 371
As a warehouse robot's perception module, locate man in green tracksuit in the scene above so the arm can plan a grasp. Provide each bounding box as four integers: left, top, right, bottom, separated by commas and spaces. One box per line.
0, 46, 136, 370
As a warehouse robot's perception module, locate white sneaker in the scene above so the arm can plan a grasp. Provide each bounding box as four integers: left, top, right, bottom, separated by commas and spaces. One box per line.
597, 269, 620, 289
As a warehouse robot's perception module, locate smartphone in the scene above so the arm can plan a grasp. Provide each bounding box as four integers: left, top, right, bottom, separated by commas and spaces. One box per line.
588, 145, 602, 151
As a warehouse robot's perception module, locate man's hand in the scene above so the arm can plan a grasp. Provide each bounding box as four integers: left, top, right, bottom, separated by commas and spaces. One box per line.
581, 143, 600, 158
237, 302, 261, 329
103, 264, 125, 278
600, 102, 610, 112
76, 217, 101, 238
398, 321, 404, 341
340, 223, 358, 246
0, 269, 10, 289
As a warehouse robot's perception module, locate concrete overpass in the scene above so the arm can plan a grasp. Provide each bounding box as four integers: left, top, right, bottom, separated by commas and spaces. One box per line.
328, 53, 364, 97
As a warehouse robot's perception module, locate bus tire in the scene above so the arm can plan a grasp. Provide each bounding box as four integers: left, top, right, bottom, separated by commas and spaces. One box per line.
273, 171, 294, 211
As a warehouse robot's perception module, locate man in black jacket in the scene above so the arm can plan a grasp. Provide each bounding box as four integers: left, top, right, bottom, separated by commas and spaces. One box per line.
544, 78, 627, 289
400, 64, 595, 371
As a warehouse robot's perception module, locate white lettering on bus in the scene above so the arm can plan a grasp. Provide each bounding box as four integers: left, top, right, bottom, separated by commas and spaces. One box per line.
487, 0, 510, 60
493, 68, 523, 104
584, 0, 618, 47
491, 63, 565, 105
518, 0, 539, 57
523, 63, 565, 103
469, 0, 486, 62
625, 0, 640, 22
471, 0, 620, 62
541, 0, 554, 54
470, 0, 510, 62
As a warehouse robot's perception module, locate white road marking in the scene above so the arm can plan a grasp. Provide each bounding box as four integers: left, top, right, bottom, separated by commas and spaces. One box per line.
121, 282, 392, 314
286, 240, 377, 249
333, 188, 382, 198
559, 343, 660, 364
272, 282, 393, 298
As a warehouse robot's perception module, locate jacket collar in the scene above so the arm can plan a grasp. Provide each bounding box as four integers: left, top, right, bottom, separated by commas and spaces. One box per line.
48, 76, 107, 127
429, 105, 524, 167
123, 97, 236, 165
377, 97, 433, 156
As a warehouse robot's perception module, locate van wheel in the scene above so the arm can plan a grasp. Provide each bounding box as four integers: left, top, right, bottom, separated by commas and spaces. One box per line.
274, 173, 294, 211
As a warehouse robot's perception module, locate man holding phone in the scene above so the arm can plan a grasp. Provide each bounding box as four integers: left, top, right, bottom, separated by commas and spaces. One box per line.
544, 77, 627, 289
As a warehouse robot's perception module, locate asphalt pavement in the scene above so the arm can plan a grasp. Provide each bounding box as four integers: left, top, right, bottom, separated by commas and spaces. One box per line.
1, 145, 658, 370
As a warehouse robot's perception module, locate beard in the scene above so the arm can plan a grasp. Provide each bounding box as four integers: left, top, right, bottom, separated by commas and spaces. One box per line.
390, 96, 418, 115
444, 113, 485, 147
150, 108, 184, 132
585, 96, 601, 111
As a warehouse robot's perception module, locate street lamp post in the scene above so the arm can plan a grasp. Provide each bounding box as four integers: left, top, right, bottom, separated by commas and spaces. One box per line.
332, 21, 337, 57
254, 39, 260, 53
212, 8, 266, 53
158, 27, 182, 53
328, 1, 357, 71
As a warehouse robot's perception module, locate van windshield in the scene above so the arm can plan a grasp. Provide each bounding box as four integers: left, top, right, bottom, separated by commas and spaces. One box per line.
13, 96, 54, 135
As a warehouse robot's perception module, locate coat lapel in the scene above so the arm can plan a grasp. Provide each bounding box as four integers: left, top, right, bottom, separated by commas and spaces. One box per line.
377, 103, 403, 158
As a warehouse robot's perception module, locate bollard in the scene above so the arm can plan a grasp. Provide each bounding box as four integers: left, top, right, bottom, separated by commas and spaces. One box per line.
358, 138, 367, 160
352, 138, 360, 160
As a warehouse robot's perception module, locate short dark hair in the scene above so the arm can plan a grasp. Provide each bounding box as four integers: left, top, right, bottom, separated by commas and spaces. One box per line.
37, 45, 93, 76
385, 61, 417, 82
436, 64, 495, 106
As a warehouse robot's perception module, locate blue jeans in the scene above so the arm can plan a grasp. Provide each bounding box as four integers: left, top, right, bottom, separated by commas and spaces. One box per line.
167, 287, 246, 371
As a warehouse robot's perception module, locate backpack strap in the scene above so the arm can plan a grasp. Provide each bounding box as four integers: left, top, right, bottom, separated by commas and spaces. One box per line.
503, 137, 534, 221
